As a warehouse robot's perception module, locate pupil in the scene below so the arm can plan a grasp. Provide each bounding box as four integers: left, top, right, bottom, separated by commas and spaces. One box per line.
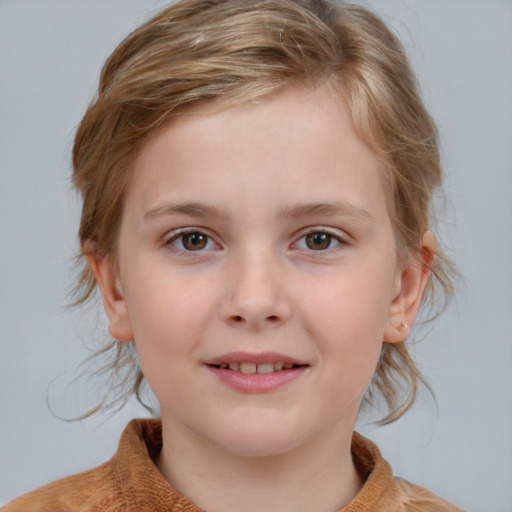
306, 233, 330, 250
184, 233, 207, 250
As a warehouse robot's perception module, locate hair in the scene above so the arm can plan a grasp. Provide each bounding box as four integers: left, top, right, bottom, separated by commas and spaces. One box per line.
72, 0, 456, 424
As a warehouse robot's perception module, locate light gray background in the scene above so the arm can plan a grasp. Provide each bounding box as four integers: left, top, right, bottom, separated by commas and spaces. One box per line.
1, 1, 511, 510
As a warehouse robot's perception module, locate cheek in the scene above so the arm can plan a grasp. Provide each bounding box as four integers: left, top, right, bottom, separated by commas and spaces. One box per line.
304, 277, 392, 343
298, 263, 395, 379
122, 272, 217, 382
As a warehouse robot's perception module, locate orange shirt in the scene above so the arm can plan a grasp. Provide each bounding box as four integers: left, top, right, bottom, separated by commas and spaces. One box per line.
3, 419, 463, 512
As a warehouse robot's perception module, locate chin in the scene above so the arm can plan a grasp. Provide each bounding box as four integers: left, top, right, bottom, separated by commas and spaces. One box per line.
221, 435, 299, 459
208, 417, 309, 459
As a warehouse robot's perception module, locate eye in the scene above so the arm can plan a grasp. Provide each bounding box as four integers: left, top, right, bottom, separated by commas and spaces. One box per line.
295, 230, 342, 251
167, 230, 217, 252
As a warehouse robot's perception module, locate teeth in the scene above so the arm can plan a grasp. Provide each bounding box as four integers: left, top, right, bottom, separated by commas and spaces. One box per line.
219, 362, 297, 373
240, 362, 257, 374
257, 363, 274, 374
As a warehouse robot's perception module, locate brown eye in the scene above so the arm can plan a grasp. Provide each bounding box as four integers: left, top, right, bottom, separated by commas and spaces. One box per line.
169, 231, 215, 252
181, 232, 208, 251
305, 232, 332, 250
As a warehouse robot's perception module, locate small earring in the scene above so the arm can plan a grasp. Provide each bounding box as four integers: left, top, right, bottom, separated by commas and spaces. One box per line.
400, 321, 409, 329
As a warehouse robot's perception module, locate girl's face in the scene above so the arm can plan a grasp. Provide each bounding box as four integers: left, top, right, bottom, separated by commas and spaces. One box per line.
94, 84, 428, 457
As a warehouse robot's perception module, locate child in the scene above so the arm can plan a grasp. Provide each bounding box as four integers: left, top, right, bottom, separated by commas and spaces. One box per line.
4, 0, 464, 510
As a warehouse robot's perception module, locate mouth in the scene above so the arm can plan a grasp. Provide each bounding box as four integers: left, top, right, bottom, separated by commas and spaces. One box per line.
204, 352, 309, 392
207, 362, 306, 374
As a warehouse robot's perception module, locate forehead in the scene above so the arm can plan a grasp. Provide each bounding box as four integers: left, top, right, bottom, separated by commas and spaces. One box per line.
126, 83, 391, 223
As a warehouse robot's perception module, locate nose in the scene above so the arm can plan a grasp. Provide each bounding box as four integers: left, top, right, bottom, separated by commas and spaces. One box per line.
219, 248, 292, 330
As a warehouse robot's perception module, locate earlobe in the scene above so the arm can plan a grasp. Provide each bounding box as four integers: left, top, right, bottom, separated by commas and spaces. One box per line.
383, 231, 436, 343
86, 253, 134, 342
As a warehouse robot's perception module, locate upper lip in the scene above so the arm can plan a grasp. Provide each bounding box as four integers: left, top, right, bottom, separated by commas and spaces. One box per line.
203, 351, 308, 366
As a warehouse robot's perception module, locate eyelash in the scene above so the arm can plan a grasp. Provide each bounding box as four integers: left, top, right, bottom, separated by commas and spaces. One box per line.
164, 229, 219, 254
163, 227, 348, 255
293, 228, 348, 253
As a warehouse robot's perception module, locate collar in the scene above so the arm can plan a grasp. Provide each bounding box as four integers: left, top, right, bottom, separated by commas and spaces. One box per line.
113, 418, 405, 511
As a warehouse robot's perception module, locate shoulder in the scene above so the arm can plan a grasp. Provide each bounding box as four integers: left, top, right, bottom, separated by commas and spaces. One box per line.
2, 419, 181, 512
349, 432, 464, 512
395, 477, 465, 512
2, 461, 122, 512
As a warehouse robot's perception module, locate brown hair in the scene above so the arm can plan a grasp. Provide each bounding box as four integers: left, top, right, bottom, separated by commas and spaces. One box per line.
72, 0, 455, 424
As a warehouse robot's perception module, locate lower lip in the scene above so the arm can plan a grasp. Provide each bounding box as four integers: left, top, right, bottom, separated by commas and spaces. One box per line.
206, 366, 308, 393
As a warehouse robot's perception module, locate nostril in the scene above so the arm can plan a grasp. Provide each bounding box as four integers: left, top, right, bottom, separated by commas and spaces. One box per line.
227, 313, 284, 326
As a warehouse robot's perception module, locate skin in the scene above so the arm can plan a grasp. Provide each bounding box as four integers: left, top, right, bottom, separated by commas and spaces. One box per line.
90, 83, 433, 512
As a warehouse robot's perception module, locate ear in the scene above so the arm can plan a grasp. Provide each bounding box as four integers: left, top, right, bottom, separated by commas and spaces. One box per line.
87, 253, 134, 342
383, 231, 436, 343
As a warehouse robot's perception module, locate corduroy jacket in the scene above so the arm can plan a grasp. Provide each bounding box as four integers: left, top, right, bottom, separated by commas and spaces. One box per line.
4, 419, 463, 512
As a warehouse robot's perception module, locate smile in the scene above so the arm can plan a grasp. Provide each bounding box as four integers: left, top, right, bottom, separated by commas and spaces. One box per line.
211, 362, 302, 374
204, 353, 309, 393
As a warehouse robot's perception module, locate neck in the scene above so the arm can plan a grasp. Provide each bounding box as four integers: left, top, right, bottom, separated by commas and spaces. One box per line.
157, 416, 363, 512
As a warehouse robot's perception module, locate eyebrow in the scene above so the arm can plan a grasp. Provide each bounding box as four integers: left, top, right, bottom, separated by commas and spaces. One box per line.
279, 201, 372, 220
144, 202, 230, 221
144, 200, 371, 222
